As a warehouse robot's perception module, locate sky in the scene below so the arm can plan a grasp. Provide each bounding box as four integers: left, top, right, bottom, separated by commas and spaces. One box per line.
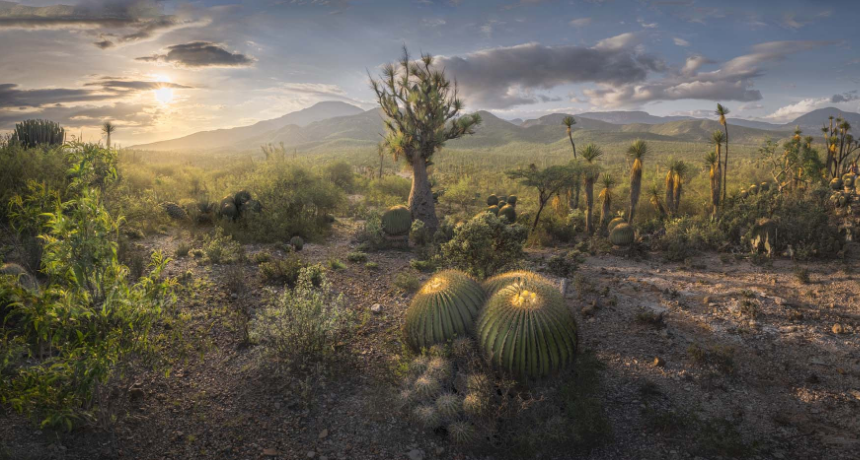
1, 0, 859, 146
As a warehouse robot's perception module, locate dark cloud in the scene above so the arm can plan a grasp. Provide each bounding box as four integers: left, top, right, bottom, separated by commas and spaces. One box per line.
0, 102, 159, 129
435, 38, 662, 109
0, 78, 193, 110
0, 0, 207, 49
87, 80, 191, 91
136, 42, 255, 68
832, 91, 859, 103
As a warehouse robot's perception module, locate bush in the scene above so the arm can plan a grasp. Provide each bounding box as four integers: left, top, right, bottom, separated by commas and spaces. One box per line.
347, 251, 367, 263
249, 268, 353, 373
355, 209, 386, 251
657, 217, 723, 262
363, 175, 411, 208
394, 272, 421, 293
440, 212, 527, 278
202, 227, 243, 264
0, 142, 68, 223
260, 255, 307, 287
410, 219, 432, 246
325, 160, 356, 192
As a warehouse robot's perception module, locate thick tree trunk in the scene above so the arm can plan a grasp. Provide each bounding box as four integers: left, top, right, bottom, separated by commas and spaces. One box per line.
585, 179, 594, 234
408, 155, 438, 233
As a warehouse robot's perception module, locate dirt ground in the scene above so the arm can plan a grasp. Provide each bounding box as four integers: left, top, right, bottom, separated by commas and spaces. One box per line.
2, 221, 858, 460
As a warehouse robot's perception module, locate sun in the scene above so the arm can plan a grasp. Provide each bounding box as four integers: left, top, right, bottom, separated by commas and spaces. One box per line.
152, 74, 175, 105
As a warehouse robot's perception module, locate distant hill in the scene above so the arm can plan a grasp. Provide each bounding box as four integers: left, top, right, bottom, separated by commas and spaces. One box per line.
790, 107, 860, 131
620, 119, 777, 144
520, 113, 621, 131
573, 111, 695, 125
130, 101, 365, 151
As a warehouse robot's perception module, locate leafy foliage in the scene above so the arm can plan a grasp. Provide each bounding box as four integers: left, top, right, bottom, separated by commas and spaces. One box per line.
440, 212, 527, 278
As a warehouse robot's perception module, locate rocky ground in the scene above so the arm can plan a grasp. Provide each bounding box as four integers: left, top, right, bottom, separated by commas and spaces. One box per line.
2, 221, 858, 460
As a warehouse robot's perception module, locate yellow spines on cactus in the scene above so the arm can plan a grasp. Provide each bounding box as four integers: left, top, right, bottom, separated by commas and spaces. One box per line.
404, 270, 486, 351
481, 270, 552, 297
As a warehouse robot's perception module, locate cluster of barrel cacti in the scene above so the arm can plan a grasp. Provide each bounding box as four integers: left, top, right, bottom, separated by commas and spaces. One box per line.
485, 194, 518, 223
218, 190, 262, 221
739, 181, 772, 199
828, 173, 858, 208
12, 119, 65, 148
382, 205, 413, 237
404, 269, 577, 380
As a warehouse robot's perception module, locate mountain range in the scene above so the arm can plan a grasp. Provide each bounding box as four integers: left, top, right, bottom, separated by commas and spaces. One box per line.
130, 103, 860, 153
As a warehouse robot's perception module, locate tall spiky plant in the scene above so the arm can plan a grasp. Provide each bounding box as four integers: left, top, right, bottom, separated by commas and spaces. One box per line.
626, 139, 647, 224
710, 130, 725, 208
370, 47, 482, 233
562, 116, 577, 158
671, 161, 688, 214
598, 173, 616, 234
705, 151, 721, 217
102, 121, 116, 150
716, 104, 730, 201
649, 184, 666, 218
664, 166, 675, 216
580, 144, 603, 234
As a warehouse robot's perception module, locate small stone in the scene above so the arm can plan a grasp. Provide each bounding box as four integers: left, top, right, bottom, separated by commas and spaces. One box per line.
653, 357, 665, 368
231, 292, 238, 299
307, 451, 316, 458
832, 323, 845, 334
407, 449, 425, 460
262, 448, 280, 457
319, 429, 329, 439
370, 304, 382, 314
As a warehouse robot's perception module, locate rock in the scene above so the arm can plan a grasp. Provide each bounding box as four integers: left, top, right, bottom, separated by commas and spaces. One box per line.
773, 296, 787, 306
581, 304, 595, 316
407, 449, 425, 460
307, 451, 316, 458
262, 448, 280, 457
370, 304, 382, 314
653, 357, 665, 368
832, 323, 845, 334
319, 429, 329, 439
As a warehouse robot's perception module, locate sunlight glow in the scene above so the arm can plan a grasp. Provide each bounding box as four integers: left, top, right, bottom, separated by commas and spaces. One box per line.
152, 74, 175, 105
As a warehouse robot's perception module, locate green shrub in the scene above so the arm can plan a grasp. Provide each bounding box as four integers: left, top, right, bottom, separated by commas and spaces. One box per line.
249, 268, 353, 373
409, 219, 432, 246
260, 255, 307, 287
202, 227, 243, 264
365, 261, 379, 270
252, 252, 272, 264
328, 258, 346, 270
440, 212, 527, 278
174, 242, 192, 257
394, 272, 420, 293
347, 251, 368, 263
355, 209, 385, 251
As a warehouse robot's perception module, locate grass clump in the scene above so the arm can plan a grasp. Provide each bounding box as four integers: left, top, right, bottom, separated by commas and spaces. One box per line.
202, 227, 243, 264
393, 272, 420, 293
346, 251, 367, 263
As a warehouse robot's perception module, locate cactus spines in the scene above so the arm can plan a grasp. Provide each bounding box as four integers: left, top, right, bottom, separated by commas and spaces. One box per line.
408, 355, 430, 376
607, 216, 625, 232
162, 202, 188, 220
220, 201, 238, 220
507, 195, 518, 206
413, 405, 441, 429
830, 178, 843, 190
487, 194, 499, 206
12, 119, 65, 148
414, 375, 441, 399
435, 393, 461, 418
462, 393, 488, 417
842, 174, 856, 188
425, 357, 453, 382
404, 270, 486, 350
477, 281, 578, 379
609, 222, 635, 246
451, 337, 475, 359
481, 270, 551, 297
290, 236, 304, 251
498, 204, 517, 223
382, 205, 413, 236
448, 421, 476, 445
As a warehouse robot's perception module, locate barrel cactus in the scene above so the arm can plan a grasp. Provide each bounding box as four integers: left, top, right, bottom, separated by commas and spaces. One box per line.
486, 205, 500, 216
234, 190, 252, 207
607, 216, 625, 232
481, 270, 552, 297
290, 236, 304, 251
609, 223, 635, 246
759, 182, 770, 192
498, 204, 517, 223
476, 281, 578, 379
162, 202, 188, 220
507, 195, 518, 206
830, 177, 843, 191
382, 205, 412, 236
404, 270, 486, 350
749, 184, 759, 195
498, 195, 508, 204
220, 201, 238, 220
740, 189, 748, 199
843, 174, 856, 188
487, 195, 499, 206
243, 199, 262, 214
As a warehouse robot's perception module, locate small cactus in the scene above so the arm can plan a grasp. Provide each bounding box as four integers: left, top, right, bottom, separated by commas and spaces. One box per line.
414, 375, 441, 399
759, 182, 770, 192
830, 178, 843, 191
162, 202, 188, 220
234, 190, 252, 207
220, 201, 238, 220
609, 223, 635, 246
448, 421, 476, 445
435, 393, 461, 419
487, 194, 499, 206
425, 357, 453, 382
413, 405, 441, 429
408, 356, 430, 375
740, 189, 748, 199
486, 205, 500, 216
749, 184, 759, 195
290, 236, 304, 251
842, 174, 856, 188
498, 204, 517, 223
507, 195, 518, 206
382, 205, 413, 236
462, 393, 488, 417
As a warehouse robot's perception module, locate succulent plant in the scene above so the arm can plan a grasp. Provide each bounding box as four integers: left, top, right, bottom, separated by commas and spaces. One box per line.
404, 270, 486, 350
476, 281, 578, 379
487, 194, 499, 206
451, 337, 475, 359
607, 216, 625, 232
609, 223, 635, 246
485, 205, 500, 216
830, 178, 844, 191
481, 270, 552, 297
749, 184, 759, 195
740, 189, 748, 199
759, 182, 770, 192
290, 236, 304, 251
425, 357, 453, 382
220, 201, 238, 220
409, 355, 431, 375
414, 375, 441, 399
498, 204, 517, 223
12, 119, 65, 148
413, 405, 441, 429
462, 393, 488, 417
448, 421, 476, 445
435, 393, 461, 419
842, 174, 856, 188
162, 202, 188, 220
507, 195, 518, 206
234, 190, 252, 207
382, 205, 413, 236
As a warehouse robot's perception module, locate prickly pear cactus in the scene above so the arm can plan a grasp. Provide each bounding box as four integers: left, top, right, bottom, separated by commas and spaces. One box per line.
476, 281, 577, 379
404, 270, 486, 350
609, 223, 635, 246
382, 205, 413, 236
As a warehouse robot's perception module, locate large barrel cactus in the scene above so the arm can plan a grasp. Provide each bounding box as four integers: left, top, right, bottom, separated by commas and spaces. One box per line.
481, 270, 551, 297
404, 270, 486, 350
476, 281, 577, 379
486, 205, 500, 216
487, 195, 499, 206
12, 119, 65, 148
290, 236, 304, 251
382, 205, 413, 236
234, 190, 252, 207
609, 223, 635, 246
830, 178, 843, 191
499, 204, 517, 223
220, 201, 237, 220
162, 202, 188, 220
749, 184, 759, 195
507, 195, 518, 206
607, 216, 625, 232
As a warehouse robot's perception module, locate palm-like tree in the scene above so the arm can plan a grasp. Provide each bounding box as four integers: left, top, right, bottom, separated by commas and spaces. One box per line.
580, 143, 602, 234
716, 104, 730, 201
710, 130, 725, 206
598, 173, 616, 233
705, 151, 721, 217
562, 116, 577, 158
649, 184, 666, 218
626, 139, 647, 224
664, 166, 675, 216
102, 121, 116, 150
672, 160, 688, 214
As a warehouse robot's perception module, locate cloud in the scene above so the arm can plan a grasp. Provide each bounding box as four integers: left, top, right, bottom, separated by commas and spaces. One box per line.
1, 76, 193, 110
435, 37, 662, 109
0, 0, 208, 49
594, 32, 641, 51
569, 17, 592, 27
0, 102, 160, 129
637, 18, 658, 28
831, 91, 859, 103
764, 98, 830, 122
673, 37, 690, 47
136, 42, 255, 68
781, 10, 832, 30
584, 40, 835, 108
421, 17, 447, 27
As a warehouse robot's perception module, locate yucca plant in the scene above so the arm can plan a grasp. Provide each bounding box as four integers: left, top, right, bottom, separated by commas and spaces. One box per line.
705, 151, 721, 217
476, 281, 577, 379
664, 167, 675, 216
598, 173, 616, 233
404, 270, 486, 350
626, 139, 647, 223
649, 184, 666, 218
481, 270, 552, 297
671, 160, 688, 214
562, 115, 577, 158
716, 103, 730, 201
580, 144, 603, 234
710, 130, 725, 210
101, 121, 116, 150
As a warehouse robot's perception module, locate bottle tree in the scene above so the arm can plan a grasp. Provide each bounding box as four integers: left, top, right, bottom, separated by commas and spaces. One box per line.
370, 48, 481, 233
